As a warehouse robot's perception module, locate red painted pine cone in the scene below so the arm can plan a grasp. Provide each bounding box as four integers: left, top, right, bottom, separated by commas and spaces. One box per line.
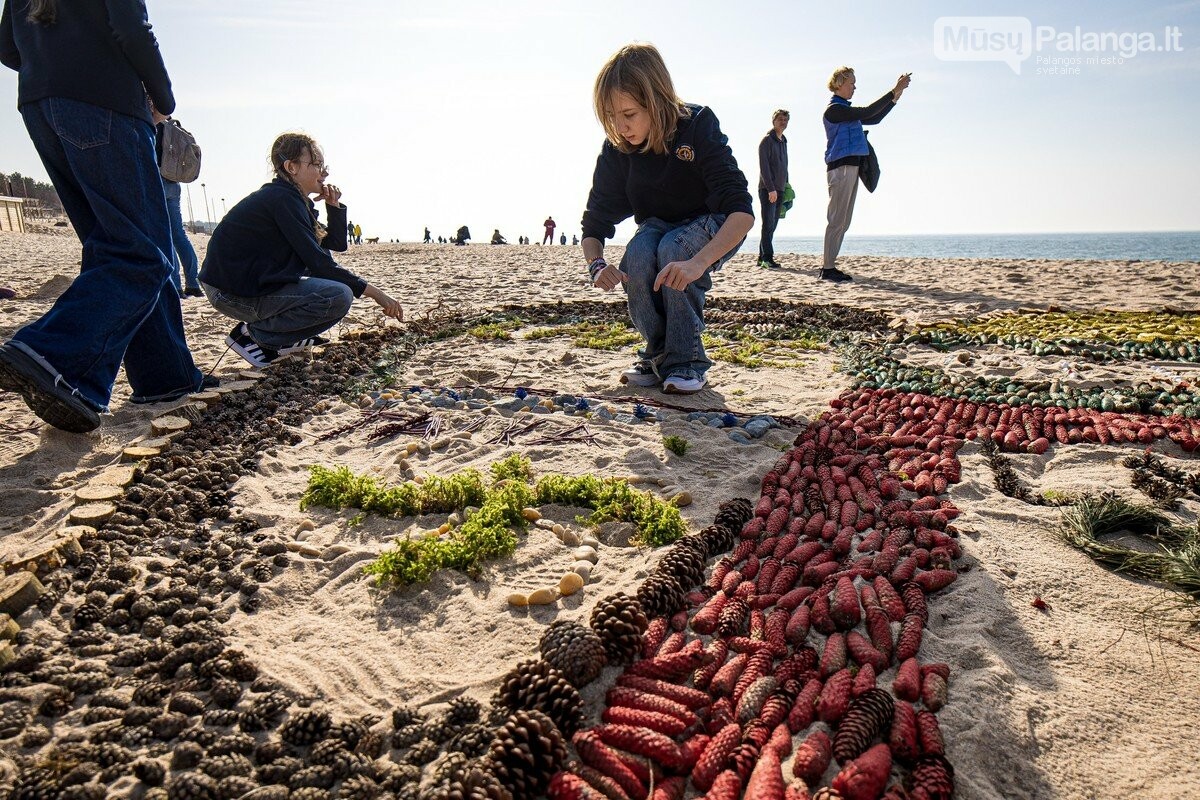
791, 729, 832, 786
915, 711, 944, 757
846, 630, 888, 673
593, 723, 685, 769
703, 770, 743, 800
817, 668, 853, 724
547, 770, 604, 800
894, 614, 924, 662
889, 701, 921, 763
787, 678, 823, 733
572, 729, 647, 799
692, 722, 741, 791
744, 745, 786, 800
820, 632, 848, 678
908, 755, 955, 800
892, 657, 921, 702
831, 743, 892, 800
920, 672, 948, 712
605, 687, 698, 726
615, 675, 711, 711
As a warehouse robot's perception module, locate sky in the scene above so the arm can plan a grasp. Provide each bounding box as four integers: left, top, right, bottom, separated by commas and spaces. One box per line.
1, 0, 1198, 242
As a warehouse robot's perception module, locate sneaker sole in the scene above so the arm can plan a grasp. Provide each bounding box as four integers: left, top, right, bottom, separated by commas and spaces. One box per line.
620, 373, 660, 387
662, 381, 707, 395
0, 346, 101, 432
224, 335, 276, 369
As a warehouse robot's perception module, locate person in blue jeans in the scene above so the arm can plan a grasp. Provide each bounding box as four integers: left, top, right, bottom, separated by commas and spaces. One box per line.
200, 133, 403, 369
0, 0, 207, 433
581, 43, 753, 394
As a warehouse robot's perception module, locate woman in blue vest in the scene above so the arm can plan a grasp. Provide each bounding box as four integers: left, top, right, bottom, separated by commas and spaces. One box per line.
822, 66, 910, 283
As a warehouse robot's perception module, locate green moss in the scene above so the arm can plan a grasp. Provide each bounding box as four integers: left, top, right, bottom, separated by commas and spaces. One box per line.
307, 462, 682, 587
663, 435, 690, 456
467, 320, 522, 340
491, 453, 533, 484
525, 321, 641, 351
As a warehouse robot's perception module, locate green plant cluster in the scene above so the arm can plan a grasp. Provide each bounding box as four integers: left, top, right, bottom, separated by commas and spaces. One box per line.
303, 457, 686, 586
526, 321, 642, 351
467, 319, 523, 340
534, 474, 686, 547
663, 435, 690, 456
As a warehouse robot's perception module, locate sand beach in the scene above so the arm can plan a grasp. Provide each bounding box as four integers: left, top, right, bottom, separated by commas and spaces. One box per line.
2, 232, 1199, 800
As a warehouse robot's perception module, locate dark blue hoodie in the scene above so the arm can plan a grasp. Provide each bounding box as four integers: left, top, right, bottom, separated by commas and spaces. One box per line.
200, 178, 366, 299
1, 0, 174, 121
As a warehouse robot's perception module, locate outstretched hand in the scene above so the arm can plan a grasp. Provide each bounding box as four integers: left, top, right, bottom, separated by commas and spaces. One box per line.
653, 258, 707, 292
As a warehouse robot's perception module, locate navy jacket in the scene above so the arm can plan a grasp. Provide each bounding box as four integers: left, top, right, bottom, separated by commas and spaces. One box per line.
758, 130, 788, 193
200, 179, 366, 299
0, 0, 173, 121
581, 104, 753, 242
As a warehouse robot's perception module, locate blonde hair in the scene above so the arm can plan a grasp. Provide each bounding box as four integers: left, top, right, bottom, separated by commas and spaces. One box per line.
269, 132, 326, 241
593, 43, 688, 155
828, 66, 855, 92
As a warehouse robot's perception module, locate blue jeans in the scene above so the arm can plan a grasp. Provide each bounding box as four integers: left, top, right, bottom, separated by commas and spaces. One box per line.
12, 98, 201, 409
620, 214, 740, 380
203, 278, 353, 349
758, 188, 780, 261
164, 180, 200, 291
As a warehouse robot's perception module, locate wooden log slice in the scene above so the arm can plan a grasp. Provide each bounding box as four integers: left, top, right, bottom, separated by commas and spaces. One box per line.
75, 484, 124, 504
151, 416, 191, 436
0, 572, 45, 617
69, 502, 116, 526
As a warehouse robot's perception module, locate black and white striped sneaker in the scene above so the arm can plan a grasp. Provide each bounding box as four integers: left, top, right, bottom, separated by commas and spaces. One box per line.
225, 324, 280, 368
278, 335, 330, 355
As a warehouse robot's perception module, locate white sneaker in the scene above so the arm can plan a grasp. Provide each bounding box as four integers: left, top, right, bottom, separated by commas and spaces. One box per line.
662, 374, 707, 394
620, 361, 660, 387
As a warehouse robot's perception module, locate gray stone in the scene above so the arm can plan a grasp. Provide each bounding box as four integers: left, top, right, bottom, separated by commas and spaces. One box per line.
707, 418, 725, 428
615, 413, 640, 425
430, 396, 456, 408
729, 430, 753, 445
744, 419, 771, 438
595, 408, 615, 421
471, 387, 493, 400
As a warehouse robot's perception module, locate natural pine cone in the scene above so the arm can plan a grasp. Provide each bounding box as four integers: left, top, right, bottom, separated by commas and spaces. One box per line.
447, 695, 484, 727
393, 705, 426, 729
832, 688, 895, 764
405, 739, 442, 766
539, 621, 608, 687
310, 740, 355, 778
449, 723, 494, 758
908, 755, 954, 800
636, 573, 687, 620
483, 710, 567, 798
493, 660, 584, 735
588, 593, 649, 664
655, 545, 707, 588
424, 763, 512, 800
337, 774, 380, 800
166, 772, 219, 800
698, 524, 736, 559
280, 708, 332, 746
330, 719, 367, 749
199, 753, 254, 780
210, 677, 243, 708
715, 497, 754, 533
134, 758, 166, 786
215, 776, 257, 800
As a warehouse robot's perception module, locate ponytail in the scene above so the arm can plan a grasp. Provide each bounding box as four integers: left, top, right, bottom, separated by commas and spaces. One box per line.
27, 0, 57, 24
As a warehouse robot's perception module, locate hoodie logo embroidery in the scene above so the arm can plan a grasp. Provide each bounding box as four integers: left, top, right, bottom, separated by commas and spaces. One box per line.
675, 145, 695, 162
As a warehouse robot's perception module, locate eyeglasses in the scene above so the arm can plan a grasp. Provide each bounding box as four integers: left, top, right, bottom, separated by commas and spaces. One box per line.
299, 161, 329, 172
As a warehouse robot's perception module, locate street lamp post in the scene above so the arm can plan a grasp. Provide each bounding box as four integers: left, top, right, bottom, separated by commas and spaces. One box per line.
200, 182, 211, 228
221, 198, 227, 218
185, 185, 196, 234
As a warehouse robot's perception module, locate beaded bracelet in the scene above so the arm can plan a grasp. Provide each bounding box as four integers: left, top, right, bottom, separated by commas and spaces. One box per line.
587, 258, 608, 282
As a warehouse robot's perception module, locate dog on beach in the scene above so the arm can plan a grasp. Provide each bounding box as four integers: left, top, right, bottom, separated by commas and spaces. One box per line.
364, 237, 379, 244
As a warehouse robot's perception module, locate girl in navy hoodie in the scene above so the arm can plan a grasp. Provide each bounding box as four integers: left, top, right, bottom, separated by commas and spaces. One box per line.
580, 43, 753, 394
200, 133, 402, 368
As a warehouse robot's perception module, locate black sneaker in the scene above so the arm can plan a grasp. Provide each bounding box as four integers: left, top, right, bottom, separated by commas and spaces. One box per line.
183, 287, 205, 298
819, 268, 853, 283
278, 335, 330, 355
0, 342, 101, 432
225, 323, 280, 368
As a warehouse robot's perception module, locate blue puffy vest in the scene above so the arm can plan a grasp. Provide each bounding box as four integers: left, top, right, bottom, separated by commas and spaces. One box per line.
824, 95, 869, 164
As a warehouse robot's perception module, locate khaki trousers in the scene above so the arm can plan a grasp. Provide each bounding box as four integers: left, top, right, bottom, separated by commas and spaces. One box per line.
823, 164, 859, 270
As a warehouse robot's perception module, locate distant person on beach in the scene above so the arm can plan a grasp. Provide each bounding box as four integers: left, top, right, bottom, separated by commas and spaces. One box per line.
572, 235, 579, 245
491, 229, 507, 245
757, 108, 789, 269
560, 232, 566, 245
542, 215, 556, 245
153, 112, 203, 297
581, 43, 753, 395
423, 226, 431, 243
822, 66, 910, 282
0, 0, 207, 432
199, 132, 402, 368
353, 223, 362, 245
454, 225, 470, 245
348, 220, 354, 241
